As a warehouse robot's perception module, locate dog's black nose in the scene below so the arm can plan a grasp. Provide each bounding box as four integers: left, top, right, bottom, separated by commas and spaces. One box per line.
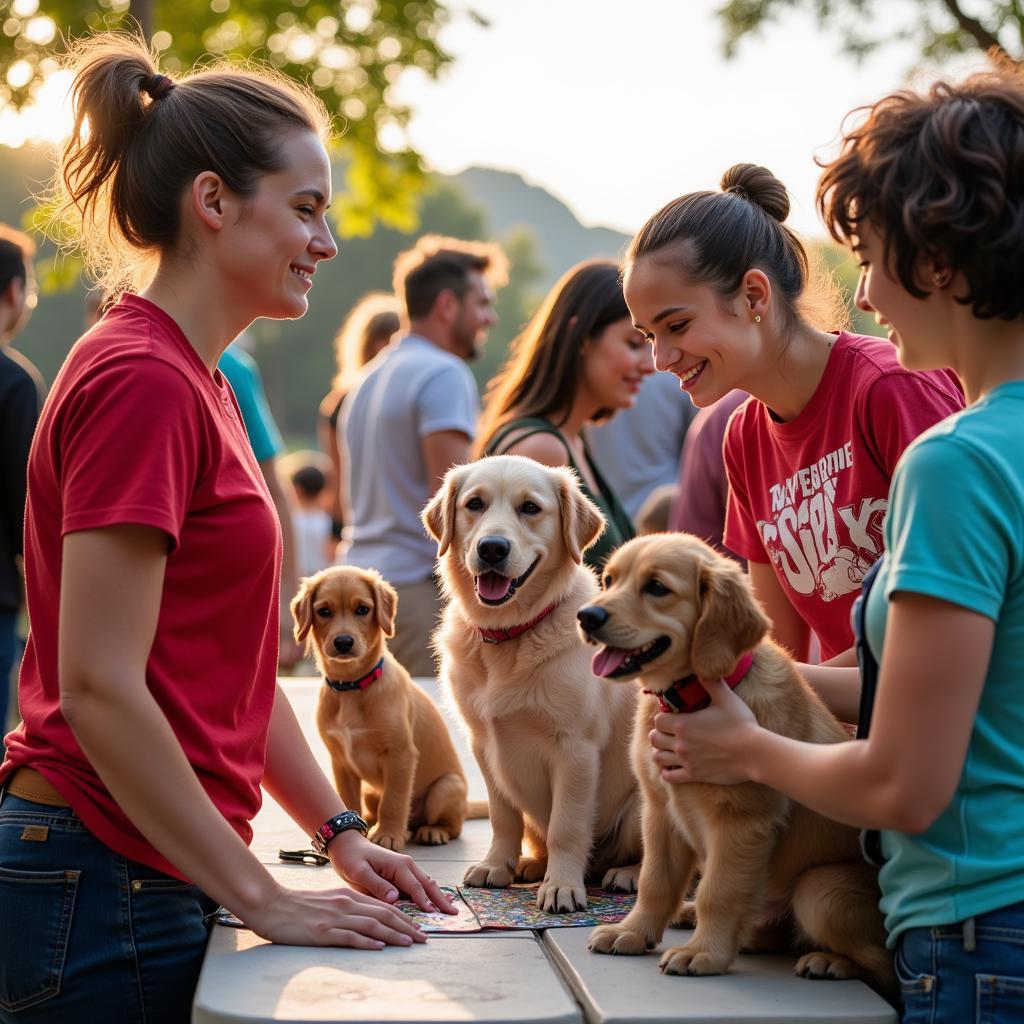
577, 606, 609, 634
477, 536, 511, 566
333, 634, 355, 655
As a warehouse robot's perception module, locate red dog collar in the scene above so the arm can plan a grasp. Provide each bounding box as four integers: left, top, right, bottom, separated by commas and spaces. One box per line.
324, 657, 384, 693
478, 603, 559, 644
644, 651, 755, 714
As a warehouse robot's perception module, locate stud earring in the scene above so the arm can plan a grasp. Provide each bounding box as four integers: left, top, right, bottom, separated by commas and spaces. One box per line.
754, 314, 761, 323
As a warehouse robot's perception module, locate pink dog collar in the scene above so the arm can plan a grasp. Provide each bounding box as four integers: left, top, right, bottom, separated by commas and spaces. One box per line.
644, 651, 755, 714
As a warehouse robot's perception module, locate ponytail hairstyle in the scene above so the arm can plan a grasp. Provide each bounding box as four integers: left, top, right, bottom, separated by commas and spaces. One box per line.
626, 164, 822, 331
50, 33, 330, 296
818, 71, 1024, 321
474, 259, 629, 459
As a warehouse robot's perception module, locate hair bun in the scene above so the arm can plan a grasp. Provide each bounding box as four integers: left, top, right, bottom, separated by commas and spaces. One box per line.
720, 163, 790, 222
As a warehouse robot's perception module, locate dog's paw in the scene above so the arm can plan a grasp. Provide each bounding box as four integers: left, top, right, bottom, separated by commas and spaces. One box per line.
538, 877, 587, 913
515, 855, 546, 883
369, 827, 407, 852
413, 825, 451, 846
600, 863, 640, 893
463, 862, 514, 889
659, 944, 731, 976
669, 900, 697, 929
588, 924, 654, 956
795, 951, 861, 981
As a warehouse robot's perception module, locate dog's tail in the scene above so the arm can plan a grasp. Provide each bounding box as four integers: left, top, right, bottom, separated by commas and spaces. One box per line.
466, 799, 489, 819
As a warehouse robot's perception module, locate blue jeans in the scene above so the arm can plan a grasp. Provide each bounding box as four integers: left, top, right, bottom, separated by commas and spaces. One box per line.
0, 790, 218, 1022
896, 901, 1024, 1023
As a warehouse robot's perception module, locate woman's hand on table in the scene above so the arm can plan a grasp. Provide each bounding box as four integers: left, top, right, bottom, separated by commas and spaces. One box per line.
329, 830, 457, 915
244, 881, 428, 948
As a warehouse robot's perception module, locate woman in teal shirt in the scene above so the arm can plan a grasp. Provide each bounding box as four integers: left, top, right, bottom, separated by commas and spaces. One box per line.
645, 73, 1024, 1022
475, 260, 654, 570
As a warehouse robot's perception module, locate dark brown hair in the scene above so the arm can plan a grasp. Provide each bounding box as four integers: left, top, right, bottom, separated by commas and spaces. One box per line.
818, 71, 1024, 321
0, 224, 35, 294
474, 260, 629, 458
392, 234, 508, 319
626, 164, 810, 327
50, 33, 330, 294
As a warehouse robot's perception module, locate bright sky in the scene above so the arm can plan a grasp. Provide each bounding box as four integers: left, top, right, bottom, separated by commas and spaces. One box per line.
2, 0, 987, 241
395, 0, 986, 238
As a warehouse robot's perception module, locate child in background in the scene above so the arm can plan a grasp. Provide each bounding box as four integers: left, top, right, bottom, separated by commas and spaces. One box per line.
283, 453, 334, 579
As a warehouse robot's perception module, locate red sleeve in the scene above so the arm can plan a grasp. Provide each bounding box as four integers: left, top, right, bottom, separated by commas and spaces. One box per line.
860, 370, 964, 477
59, 359, 202, 551
722, 407, 770, 563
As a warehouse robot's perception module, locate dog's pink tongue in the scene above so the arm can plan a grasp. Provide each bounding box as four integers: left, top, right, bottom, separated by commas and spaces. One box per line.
592, 646, 628, 678
477, 572, 512, 601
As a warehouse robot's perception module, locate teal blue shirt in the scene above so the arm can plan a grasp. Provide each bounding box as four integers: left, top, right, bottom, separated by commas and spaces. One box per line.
217, 345, 284, 463
865, 381, 1024, 945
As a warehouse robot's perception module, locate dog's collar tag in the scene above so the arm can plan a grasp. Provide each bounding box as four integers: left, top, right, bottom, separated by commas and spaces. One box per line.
324, 657, 385, 693
645, 651, 755, 714
477, 602, 559, 644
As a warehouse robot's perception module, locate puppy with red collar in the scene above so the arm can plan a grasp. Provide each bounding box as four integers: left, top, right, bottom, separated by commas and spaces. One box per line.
292, 565, 481, 850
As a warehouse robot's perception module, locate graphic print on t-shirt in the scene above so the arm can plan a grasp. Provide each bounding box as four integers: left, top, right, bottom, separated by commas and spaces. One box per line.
757, 441, 887, 602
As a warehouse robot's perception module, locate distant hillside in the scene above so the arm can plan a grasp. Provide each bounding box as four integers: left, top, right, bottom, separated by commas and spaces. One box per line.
449, 166, 630, 286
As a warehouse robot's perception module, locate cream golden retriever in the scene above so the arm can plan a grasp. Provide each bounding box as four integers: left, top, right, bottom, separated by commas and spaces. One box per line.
422, 455, 642, 912
577, 533, 894, 999
292, 565, 482, 850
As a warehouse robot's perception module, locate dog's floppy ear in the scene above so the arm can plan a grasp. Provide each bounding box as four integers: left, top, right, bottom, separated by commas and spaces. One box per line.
690, 557, 770, 681
557, 470, 605, 565
290, 575, 319, 645
421, 464, 466, 557
371, 574, 398, 638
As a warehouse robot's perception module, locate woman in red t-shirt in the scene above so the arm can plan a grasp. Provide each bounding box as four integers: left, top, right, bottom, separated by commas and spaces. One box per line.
623, 164, 962, 704
0, 34, 453, 1024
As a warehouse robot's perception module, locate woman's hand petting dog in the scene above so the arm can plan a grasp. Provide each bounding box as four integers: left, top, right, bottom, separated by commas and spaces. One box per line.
650, 678, 760, 786
328, 829, 457, 915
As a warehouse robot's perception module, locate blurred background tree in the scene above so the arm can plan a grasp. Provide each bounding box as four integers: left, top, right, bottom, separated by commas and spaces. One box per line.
0, 0, 477, 235
717, 0, 1022, 67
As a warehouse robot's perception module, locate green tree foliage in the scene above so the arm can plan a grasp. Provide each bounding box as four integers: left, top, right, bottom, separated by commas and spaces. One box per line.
717, 0, 1022, 66
0, 0, 472, 234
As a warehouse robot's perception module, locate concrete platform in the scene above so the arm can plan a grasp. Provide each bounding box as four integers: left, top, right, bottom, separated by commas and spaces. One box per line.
194, 927, 581, 1024
194, 677, 898, 1023
544, 928, 897, 1024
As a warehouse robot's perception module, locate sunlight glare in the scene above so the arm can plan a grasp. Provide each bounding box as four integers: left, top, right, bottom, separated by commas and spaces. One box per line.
0, 68, 74, 148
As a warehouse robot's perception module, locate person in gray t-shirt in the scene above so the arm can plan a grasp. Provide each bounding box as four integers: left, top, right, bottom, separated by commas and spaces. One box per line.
339, 235, 508, 676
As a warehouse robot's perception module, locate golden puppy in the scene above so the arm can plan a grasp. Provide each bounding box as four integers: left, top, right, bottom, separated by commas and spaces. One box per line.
292, 565, 478, 850
577, 533, 894, 998
422, 455, 642, 913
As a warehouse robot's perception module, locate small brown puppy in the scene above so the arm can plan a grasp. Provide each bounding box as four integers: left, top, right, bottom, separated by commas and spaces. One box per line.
292, 565, 479, 850
577, 534, 894, 999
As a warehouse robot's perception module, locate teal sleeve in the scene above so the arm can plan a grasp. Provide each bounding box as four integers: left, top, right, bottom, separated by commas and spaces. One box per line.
218, 349, 284, 463
884, 435, 1015, 621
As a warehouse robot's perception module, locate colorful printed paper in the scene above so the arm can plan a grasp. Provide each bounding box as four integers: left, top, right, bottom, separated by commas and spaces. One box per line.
396, 884, 636, 932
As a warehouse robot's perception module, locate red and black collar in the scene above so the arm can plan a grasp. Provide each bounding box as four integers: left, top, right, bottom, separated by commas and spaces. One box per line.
324, 657, 384, 693
644, 651, 755, 714
478, 602, 560, 644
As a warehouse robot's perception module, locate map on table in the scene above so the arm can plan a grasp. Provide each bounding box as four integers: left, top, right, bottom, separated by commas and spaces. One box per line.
398, 884, 636, 932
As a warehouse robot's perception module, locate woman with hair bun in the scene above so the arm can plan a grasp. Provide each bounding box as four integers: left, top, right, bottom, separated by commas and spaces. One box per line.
624, 162, 963, 692
0, 33, 451, 1023
648, 73, 1024, 1023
